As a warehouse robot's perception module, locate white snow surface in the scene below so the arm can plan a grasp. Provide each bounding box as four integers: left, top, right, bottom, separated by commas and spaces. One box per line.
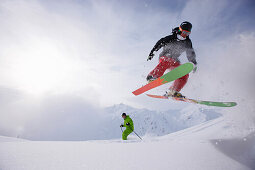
1, 117, 254, 170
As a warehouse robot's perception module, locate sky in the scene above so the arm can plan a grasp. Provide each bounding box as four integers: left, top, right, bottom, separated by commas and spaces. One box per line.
0, 0, 254, 140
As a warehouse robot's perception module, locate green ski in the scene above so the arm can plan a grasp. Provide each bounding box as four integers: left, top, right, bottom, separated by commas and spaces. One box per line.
146, 94, 237, 107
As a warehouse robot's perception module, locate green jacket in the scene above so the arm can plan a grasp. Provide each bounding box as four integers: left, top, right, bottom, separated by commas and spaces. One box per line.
123, 115, 134, 131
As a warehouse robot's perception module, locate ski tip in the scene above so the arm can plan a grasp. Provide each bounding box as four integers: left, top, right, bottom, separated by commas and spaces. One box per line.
198, 101, 238, 107
224, 102, 237, 107
132, 91, 139, 96
146, 94, 152, 97
182, 62, 194, 70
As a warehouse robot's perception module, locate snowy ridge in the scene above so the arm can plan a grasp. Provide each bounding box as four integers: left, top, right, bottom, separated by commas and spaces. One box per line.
0, 103, 222, 141
99, 103, 222, 139
0, 136, 27, 142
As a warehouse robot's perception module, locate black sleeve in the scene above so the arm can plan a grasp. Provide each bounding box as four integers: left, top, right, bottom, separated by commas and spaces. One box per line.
186, 40, 197, 65
149, 35, 173, 55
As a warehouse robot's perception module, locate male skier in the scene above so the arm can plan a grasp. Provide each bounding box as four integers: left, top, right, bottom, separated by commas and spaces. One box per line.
120, 113, 134, 140
147, 21, 197, 98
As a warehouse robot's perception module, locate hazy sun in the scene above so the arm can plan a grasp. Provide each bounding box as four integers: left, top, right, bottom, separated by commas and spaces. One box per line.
8, 40, 74, 95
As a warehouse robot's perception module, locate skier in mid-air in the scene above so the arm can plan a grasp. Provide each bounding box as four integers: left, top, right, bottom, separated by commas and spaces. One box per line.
120, 113, 134, 140
146, 21, 197, 98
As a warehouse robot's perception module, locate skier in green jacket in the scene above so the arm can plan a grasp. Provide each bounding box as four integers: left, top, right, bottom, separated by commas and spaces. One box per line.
120, 113, 134, 140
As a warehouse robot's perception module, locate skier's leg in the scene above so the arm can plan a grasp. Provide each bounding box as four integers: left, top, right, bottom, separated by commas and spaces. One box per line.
168, 60, 189, 94
171, 74, 189, 92
122, 131, 127, 140
122, 129, 132, 140
146, 56, 171, 81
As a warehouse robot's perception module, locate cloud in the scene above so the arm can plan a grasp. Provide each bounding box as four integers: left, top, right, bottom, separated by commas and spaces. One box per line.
22, 94, 104, 141
0, 88, 104, 140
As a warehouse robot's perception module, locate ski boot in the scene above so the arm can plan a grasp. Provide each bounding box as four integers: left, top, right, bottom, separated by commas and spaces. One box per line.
164, 89, 185, 98
146, 75, 156, 83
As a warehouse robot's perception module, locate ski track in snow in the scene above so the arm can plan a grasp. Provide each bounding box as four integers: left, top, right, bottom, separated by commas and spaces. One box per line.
0, 117, 254, 170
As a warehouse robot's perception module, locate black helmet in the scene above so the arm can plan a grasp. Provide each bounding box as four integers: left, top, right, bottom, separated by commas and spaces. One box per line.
122, 113, 126, 116
180, 21, 192, 32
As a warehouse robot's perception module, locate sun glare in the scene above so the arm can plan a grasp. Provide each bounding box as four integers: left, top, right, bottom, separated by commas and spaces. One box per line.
9, 41, 73, 95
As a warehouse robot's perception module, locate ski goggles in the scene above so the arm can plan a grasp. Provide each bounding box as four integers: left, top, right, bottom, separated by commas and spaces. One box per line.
179, 26, 191, 37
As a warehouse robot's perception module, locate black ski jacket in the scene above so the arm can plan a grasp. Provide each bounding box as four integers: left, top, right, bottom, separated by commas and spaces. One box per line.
149, 27, 197, 65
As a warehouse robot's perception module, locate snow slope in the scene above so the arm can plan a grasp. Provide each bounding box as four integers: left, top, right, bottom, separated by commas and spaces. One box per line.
1, 117, 254, 170
17, 103, 222, 141
0, 136, 27, 142
96, 103, 222, 140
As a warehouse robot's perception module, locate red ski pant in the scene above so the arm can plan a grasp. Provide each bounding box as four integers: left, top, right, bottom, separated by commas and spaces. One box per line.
148, 56, 189, 92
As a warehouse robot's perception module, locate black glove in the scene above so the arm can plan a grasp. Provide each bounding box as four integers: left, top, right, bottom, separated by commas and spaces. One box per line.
147, 53, 154, 61
126, 122, 130, 126
120, 124, 124, 127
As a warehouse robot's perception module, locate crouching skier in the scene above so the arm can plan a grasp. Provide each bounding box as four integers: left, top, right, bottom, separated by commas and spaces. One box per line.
147, 21, 197, 98
120, 113, 134, 140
